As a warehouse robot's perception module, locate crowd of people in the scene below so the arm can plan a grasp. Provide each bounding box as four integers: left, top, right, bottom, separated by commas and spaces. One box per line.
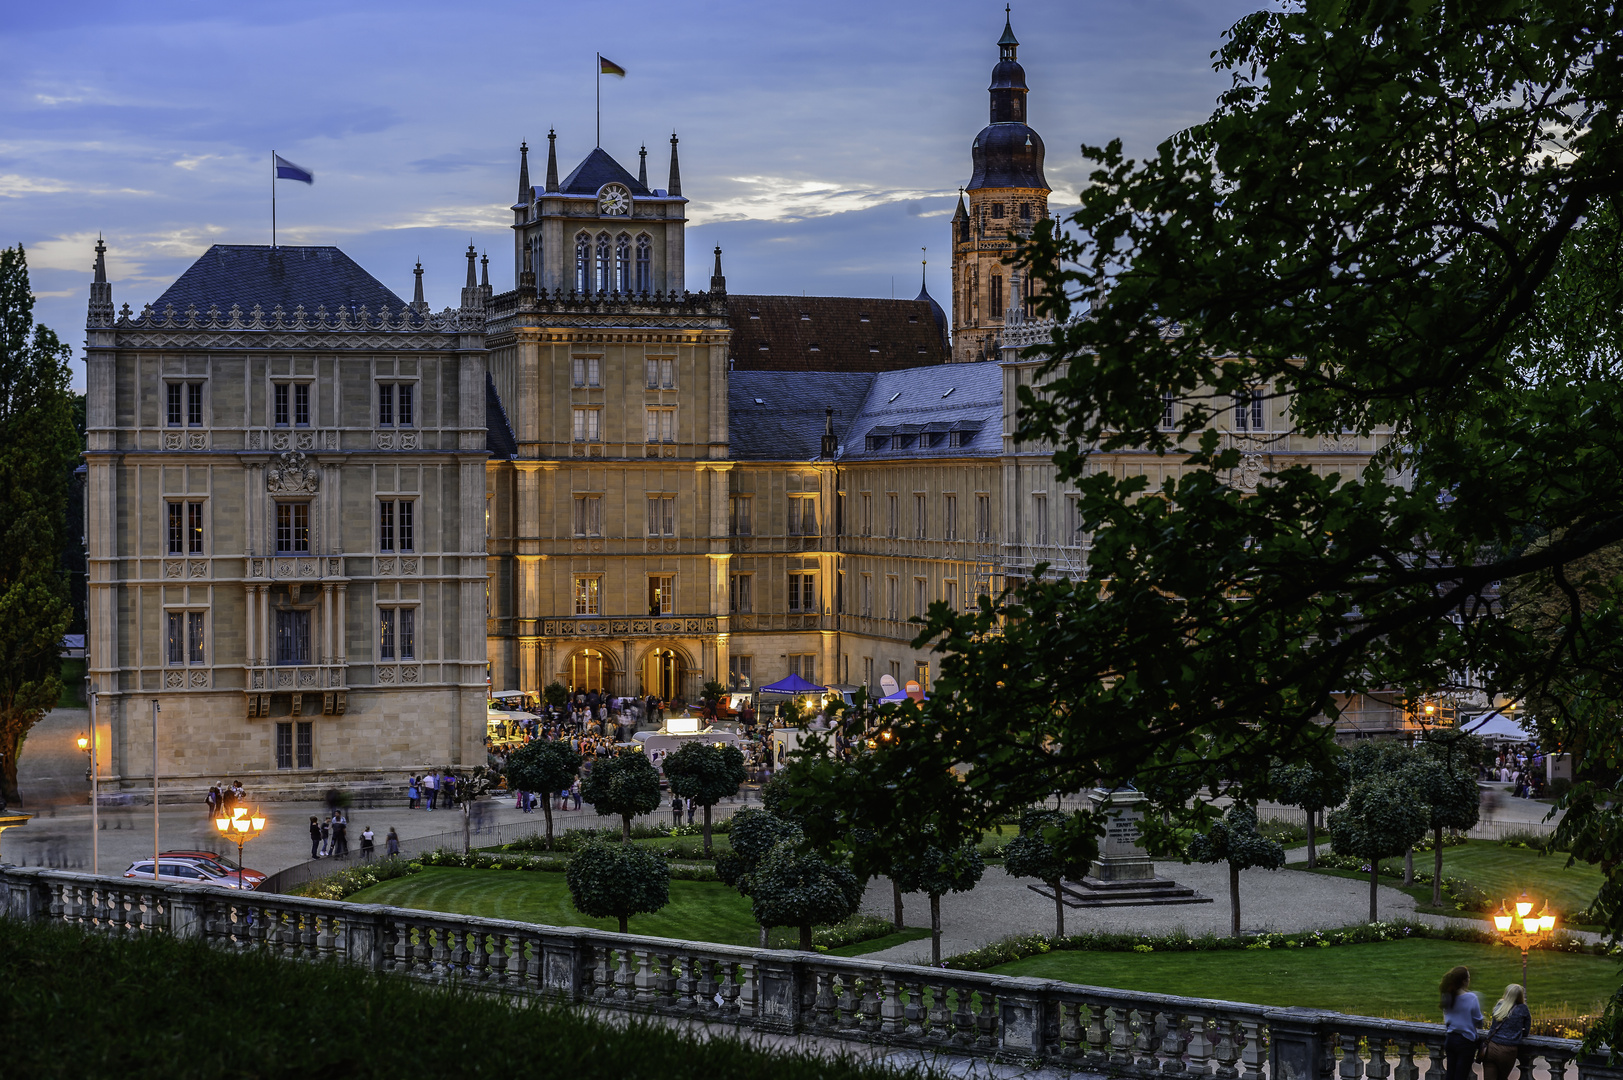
306, 811, 398, 861
1483, 747, 1549, 799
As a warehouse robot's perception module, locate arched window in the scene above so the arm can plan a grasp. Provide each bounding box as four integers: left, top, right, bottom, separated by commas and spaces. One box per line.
635, 235, 653, 294
596, 234, 611, 294
574, 234, 590, 293
615, 234, 631, 294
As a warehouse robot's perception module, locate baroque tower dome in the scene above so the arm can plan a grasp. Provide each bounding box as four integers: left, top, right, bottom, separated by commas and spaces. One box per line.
966, 7, 1046, 192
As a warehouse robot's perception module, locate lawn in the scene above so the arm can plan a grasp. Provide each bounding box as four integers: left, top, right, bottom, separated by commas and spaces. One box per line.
1438, 841, 1603, 917
989, 938, 1616, 1023
347, 867, 928, 954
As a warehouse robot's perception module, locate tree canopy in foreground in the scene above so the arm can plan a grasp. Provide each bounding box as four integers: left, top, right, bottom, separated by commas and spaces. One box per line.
777, 0, 1623, 1047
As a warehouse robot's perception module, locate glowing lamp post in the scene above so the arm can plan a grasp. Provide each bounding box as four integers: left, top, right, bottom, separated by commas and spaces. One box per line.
1493, 891, 1557, 988
213, 806, 267, 890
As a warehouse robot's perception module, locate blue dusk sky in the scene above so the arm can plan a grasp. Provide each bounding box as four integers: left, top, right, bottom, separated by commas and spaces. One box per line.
0, 0, 1263, 388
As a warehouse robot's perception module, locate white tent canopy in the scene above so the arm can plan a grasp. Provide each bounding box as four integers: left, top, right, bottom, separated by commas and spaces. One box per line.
1463, 711, 1532, 743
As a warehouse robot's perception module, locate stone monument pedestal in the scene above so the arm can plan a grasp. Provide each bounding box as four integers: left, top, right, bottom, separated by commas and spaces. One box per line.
1029, 787, 1212, 909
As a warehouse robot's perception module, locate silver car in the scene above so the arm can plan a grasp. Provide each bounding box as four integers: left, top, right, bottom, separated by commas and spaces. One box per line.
123, 859, 244, 888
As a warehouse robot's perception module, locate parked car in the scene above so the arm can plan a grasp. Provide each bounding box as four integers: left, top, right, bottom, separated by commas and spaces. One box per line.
159, 849, 266, 889
123, 859, 244, 888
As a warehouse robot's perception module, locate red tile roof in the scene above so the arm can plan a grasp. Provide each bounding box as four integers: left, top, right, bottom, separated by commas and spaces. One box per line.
727, 295, 948, 372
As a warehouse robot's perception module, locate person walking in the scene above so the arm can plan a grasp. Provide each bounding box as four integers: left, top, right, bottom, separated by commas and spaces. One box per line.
686, 797, 696, 825
424, 771, 438, 811
360, 826, 375, 861
308, 816, 322, 860
385, 827, 400, 858
1481, 984, 1530, 1080
1440, 966, 1483, 1080
332, 812, 349, 858
408, 775, 420, 810
318, 816, 332, 858
570, 777, 582, 811
671, 793, 683, 826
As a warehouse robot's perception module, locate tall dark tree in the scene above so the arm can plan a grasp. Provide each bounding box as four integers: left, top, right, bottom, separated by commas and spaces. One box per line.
579, 749, 662, 841
503, 738, 581, 850
716, 807, 806, 947
1268, 758, 1348, 869
1413, 732, 1485, 907
1328, 774, 1429, 922
1187, 803, 1286, 937
0, 245, 78, 806
662, 741, 746, 854
1002, 808, 1091, 938
890, 831, 985, 965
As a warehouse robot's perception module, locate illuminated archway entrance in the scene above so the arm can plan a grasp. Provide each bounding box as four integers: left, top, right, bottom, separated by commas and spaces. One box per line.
569, 648, 610, 693
643, 647, 685, 702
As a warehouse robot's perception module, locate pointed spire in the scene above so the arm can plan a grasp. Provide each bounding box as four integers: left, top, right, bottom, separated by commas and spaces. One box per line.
461, 242, 483, 312
953, 189, 968, 220
709, 245, 725, 294
465, 243, 478, 288
88, 234, 114, 327
544, 129, 560, 193
999, 4, 1019, 51
412, 260, 425, 310
638, 144, 648, 188
480, 251, 490, 290
94, 234, 107, 283
517, 141, 531, 203
667, 133, 682, 197
920, 247, 928, 291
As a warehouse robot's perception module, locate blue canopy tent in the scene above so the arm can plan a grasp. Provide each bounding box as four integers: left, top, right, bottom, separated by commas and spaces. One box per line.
759, 673, 826, 695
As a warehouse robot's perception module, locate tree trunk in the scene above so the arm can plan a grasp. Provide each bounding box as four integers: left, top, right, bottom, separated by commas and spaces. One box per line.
800, 923, 813, 951
1403, 847, 1414, 886
1432, 825, 1444, 908
0, 724, 26, 805
1230, 862, 1241, 938
1305, 809, 1317, 869
703, 802, 713, 855
619, 914, 629, 934
930, 893, 942, 966
1052, 879, 1065, 939
1369, 863, 1379, 923
542, 798, 555, 850
892, 879, 904, 931
759, 924, 769, 949
622, 813, 631, 842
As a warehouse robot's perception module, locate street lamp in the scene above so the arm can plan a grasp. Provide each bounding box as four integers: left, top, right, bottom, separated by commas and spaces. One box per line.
76, 734, 91, 781
1493, 890, 1558, 988
212, 805, 267, 890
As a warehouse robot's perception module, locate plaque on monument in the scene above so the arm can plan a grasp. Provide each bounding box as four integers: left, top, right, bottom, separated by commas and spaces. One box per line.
1087, 787, 1156, 881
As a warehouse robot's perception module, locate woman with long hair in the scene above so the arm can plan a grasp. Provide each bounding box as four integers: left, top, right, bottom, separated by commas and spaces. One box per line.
1440, 966, 1484, 1080
1482, 984, 1530, 1080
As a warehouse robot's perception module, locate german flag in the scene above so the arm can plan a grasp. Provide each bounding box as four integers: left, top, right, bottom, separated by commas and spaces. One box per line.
599, 55, 626, 77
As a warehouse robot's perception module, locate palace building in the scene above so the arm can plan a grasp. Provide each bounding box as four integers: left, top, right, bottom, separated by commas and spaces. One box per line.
83, 13, 1389, 797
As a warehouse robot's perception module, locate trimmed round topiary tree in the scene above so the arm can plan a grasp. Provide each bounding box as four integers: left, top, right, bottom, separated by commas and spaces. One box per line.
580, 748, 663, 841
503, 738, 581, 850
1268, 757, 1348, 869
748, 839, 864, 951
1186, 803, 1286, 937
565, 839, 671, 934
891, 832, 985, 965
1329, 773, 1429, 921
1002, 808, 1092, 939
662, 741, 747, 854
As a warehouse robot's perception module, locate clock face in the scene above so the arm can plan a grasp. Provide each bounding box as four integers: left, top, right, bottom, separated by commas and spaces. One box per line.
598, 185, 630, 216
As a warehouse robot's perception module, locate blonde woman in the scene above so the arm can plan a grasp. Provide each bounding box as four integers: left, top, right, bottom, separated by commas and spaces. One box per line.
1482, 984, 1530, 1080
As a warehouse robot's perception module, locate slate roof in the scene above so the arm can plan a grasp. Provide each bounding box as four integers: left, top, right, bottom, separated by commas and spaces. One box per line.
727, 295, 949, 372
486, 373, 518, 460
727, 360, 1004, 462
152, 245, 407, 315
728, 371, 877, 460
558, 148, 651, 197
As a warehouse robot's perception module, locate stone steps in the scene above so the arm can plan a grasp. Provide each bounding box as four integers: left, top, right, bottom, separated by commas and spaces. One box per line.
1027, 876, 1213, 908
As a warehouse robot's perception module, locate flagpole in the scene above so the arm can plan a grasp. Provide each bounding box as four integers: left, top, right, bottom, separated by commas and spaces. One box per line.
596, 54, 601, 148
271, 151, 277, 249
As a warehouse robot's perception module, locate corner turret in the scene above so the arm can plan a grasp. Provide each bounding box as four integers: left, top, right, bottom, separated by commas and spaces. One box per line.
668, 133, 682, 198
88, 236, 114, 327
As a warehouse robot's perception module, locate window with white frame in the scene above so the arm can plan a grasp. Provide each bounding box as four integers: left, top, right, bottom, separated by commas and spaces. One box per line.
378, 499, 414, 553
571, 357, 602, 388
379, 606, 416, 661
275, 609, 310, 665
648, 575, 675, 615
787, 495, 817, 536
378, 382, 413, 427
573, 575, 601, 615
275, 502, 310, 554
645, 358, 675, 389
572, 407, 601, 442
573, 495, 603, 537
730, 573, 753, 613
166, 381, 205, 427
647, 495, 674, 537
787, 572, 818, 613
1160, 392, 1176, 430
944, 494, 957, 541
166, 611, 206, 665
166, 501, 205, 555
914, 494, 927, 539
645, 406, 676, 443
729, 495, 752, 536
1233, 388, 1264, 431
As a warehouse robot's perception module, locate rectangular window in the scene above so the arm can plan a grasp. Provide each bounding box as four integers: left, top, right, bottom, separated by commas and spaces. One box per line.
788, 654, 817, 682
399, 607, 414, 660
646, 495, 675, 537
1234, 390, 1264, 432
787, 496, 818, 536
275, 503, 310, 554
572, 357, 602, 388
945, 580, 958, 611
379, 501, 394, 552
860, 573, 872, 617
1160, 392, 1176, 430
914, 577, 927, 618
378, 500, 414, 552
886, 494, 899, 538
991, 275, 1004, 318
886, 575, 899, 621
729, 654, 753, 690
573, 407, 600, 442
730, 573, 753, 613
944, 494, 958, 541
380, 607, 415, 661
1020, 202, 1032, 221
274, 383, 290, 426
914, 494, 927, 539
889, 659, 902, 684
276, 609, 311, 665
166, 383, 183, 427
187, 611, 205, 664
574, 575, 601, 616
645, 406, 676, 443
991, 203, 1005, 219
187, 502, 204, 554
1033, 494, 1049, 546
729, 496, 752, 536
1068, 496, 1083, 548
976, 495, 991, 542
644, 358, 676, 389
861, 493, 873, 537
296, 721, 313, 769
166, 612, 183, 665
864, 656, 874, 688
378, 383, 393, 426
167, 502, 184, 555
787, 572, 818, 613
379, 607, 395, 660
648, 575, 674, 616
187, 383, 203, 426
294, 383, 310, 426
573, 495, 603, 537
914, 661, 929, 691
276, 723, 293, 770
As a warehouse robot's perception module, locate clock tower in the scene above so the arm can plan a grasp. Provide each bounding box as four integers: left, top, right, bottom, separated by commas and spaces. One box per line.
951, 8, 1050, 363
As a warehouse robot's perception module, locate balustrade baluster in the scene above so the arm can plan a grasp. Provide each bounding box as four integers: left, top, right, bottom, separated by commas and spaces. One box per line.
975, 988, 999, 1050
697, 957, 719, 1015
1238, 1017, 1265, 1080
1083, 1000, 1110, 1066
1162, 1011, 1191, 1075
472, 929, 492, 984
429, 925, 451, 982
812, 969, 837, 1030
1213, 1017, 1241, 1080
1392, 1039, 1418, 1080
317, 910, 338, 961
1135, 1009, 1161, 1071
880, 973, 906, 1036
1543, 1047, 1572, 1080
1110, 1006, 1136, 1067
736, 958, 758, 1020
590, 944, 612, 1001
630, 948, 654, 1005
1052, 998, 1080, 1060
1367, 1035, 1391, 1080
858, 973, 882, 1032
614, 947, 636, 1002
952, 984, 976, 1047
1420, 1038, 1446, 1080
1341, 1032, 1367, 1080
926, 980, 953, 1043
902, 977, 925, 1038
1186, 1013, 1214, 1077
488, 931, 509, 988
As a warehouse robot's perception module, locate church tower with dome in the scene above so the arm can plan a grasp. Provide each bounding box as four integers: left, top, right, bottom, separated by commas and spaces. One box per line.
950, 7, 1050, 363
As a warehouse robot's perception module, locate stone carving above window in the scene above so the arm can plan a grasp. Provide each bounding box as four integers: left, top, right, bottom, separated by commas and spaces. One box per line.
267, 450, 320, 494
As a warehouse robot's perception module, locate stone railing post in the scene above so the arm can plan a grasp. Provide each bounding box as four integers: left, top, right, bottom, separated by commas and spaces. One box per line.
1267, 1008, 1327, 1080
1, 866, 49, 922
540, 927, 591, 1002
753, 951, 805, 1034
345, 904, 388, 972
1577, 1055, 1623, 1080
167, 884, 210, 940
998, 976, 1050, 1058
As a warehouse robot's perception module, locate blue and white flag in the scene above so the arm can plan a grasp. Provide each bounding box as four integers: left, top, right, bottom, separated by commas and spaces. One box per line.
274, 154, 314, 184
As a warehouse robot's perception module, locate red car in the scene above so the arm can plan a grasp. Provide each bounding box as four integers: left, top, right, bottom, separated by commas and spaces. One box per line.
159, 850, 267, 889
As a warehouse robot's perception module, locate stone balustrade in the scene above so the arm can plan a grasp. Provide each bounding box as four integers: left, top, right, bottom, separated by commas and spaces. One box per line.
0, 866, 1606, 1078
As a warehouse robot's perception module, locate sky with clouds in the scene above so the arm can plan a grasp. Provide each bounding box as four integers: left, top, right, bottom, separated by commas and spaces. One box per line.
1, 0, 1264, 388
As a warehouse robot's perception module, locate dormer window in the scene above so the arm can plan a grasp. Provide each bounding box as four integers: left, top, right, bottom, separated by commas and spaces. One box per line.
757, 343, 769, 352
868, 343, 879, 353
908, 314, 918, 323
799, 312, 810, 321
748, 310, 760, 319
859, 312, 871, 322
809, 343, 821, 352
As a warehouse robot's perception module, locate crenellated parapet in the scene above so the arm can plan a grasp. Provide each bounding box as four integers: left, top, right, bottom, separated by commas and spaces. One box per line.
114, 301, 481, 334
